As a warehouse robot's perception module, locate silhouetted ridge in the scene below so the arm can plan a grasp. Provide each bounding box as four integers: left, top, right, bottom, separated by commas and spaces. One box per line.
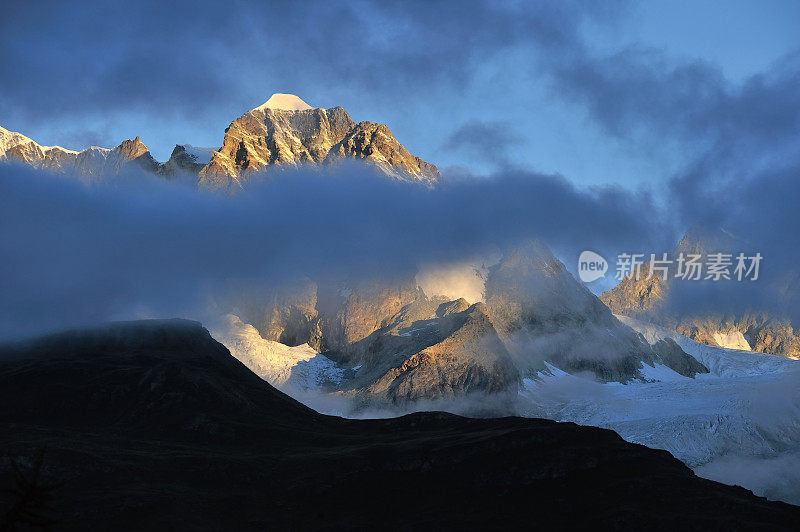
0, 319, 797, 529
0, 319, 318, 436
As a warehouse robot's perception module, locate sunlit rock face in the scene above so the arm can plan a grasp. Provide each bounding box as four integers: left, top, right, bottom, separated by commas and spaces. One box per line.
0, 126, 160, 178
198, 94, 440, 188
198, 105, 356, 186
350, 300, 520, 407
0, 126, 80, 171
2, 93, 440, 187
224, 240, 704, 408
232, 275, 422, 355
324, 121, 440, 184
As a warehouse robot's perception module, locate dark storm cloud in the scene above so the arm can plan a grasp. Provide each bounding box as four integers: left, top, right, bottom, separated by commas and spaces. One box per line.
3, 0, 799, 327
547, 43, 800, 216
551, 47, 800, 145
0, 0, 613, 127
0, 1, 233, 119
0, 162, 667, 340
441, 121, 524, 165
534, 24, 800, 318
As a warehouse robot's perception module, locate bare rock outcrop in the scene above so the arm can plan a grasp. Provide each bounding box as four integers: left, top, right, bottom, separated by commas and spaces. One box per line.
228, 240, 705, 406
197, 94, 440, 188
0, 126, 160, 178
484, 240, 663, 382
2, 94, 441, 188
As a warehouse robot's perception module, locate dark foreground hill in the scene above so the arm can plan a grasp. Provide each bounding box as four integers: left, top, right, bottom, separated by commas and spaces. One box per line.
0, 320, 797, 530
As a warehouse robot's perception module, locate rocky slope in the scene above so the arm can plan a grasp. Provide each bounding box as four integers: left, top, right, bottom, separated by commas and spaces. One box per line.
483, 241, 665, 382
0, 126, 80, 171
342, 297, 520, 408
602, 225, 800, 358
160, 144, 214, 177
1, 319, 797, 530
197, 93, 440, 188
0, 126, 161, 178
1, 93, 440, 186
225, 241, 708, 409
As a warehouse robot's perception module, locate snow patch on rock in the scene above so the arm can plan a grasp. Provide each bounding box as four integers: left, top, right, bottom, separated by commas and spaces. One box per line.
180, 144, 214, 165
638, 361, 691, 382
520, 316, 800, 505
713, 330, 751, 351
211, 314, 342, 391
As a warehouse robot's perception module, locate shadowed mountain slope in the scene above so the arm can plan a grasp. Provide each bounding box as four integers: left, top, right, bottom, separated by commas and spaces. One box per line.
0, 319, 797, 530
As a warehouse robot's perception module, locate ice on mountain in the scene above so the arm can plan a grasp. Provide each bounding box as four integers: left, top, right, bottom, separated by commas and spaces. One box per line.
712, 330, 752, 351
520, 316, 800, 505
254, 93, 315, 112
180, 144, 213, 165
211, 314, 342, 393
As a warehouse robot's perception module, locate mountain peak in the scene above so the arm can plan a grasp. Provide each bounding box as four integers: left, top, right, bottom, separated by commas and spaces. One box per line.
0, 126, 33, 150
114, 136, 150, 160
254, 93, 314, 112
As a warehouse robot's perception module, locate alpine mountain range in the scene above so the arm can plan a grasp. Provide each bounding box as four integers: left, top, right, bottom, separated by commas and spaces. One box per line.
0, 93, 441, 187
3, 93, 800, 520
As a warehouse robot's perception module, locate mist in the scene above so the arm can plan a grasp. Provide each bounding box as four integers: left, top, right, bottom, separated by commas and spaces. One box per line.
0, 161, 672, 341
3, 152, 800, 338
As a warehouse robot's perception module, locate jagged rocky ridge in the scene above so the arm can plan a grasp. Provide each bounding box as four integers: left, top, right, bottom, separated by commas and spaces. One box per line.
0, 127, 162, 178
199, 94, 440, 188
0, 94, 440, 186
0, 319, 796, 529
2, 98, 712, 406
226, 240, 708, 409
602, 225, 800, 358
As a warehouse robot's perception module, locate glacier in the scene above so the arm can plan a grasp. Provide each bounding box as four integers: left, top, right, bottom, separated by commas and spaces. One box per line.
213, 312, 800, 505
519, 316, 800, 504
211, 314, 343, 392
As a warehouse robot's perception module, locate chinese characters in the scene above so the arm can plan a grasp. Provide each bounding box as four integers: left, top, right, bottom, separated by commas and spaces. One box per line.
615, 253, 762, 281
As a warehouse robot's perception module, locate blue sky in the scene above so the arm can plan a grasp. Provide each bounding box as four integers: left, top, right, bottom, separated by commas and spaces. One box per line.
1, 0, 799, 194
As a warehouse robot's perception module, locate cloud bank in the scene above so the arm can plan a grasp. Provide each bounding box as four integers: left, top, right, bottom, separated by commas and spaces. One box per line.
3, 134, 800, 341
0, 161, 671, 340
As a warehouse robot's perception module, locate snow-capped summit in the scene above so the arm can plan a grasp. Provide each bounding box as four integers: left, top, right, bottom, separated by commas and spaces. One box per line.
0, 125, 32, 153
3, 95, 442, 188
199, 96, 441, 188
0, 125, 80, 169
0, 125, 161, 176
254, 93, 314, 112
